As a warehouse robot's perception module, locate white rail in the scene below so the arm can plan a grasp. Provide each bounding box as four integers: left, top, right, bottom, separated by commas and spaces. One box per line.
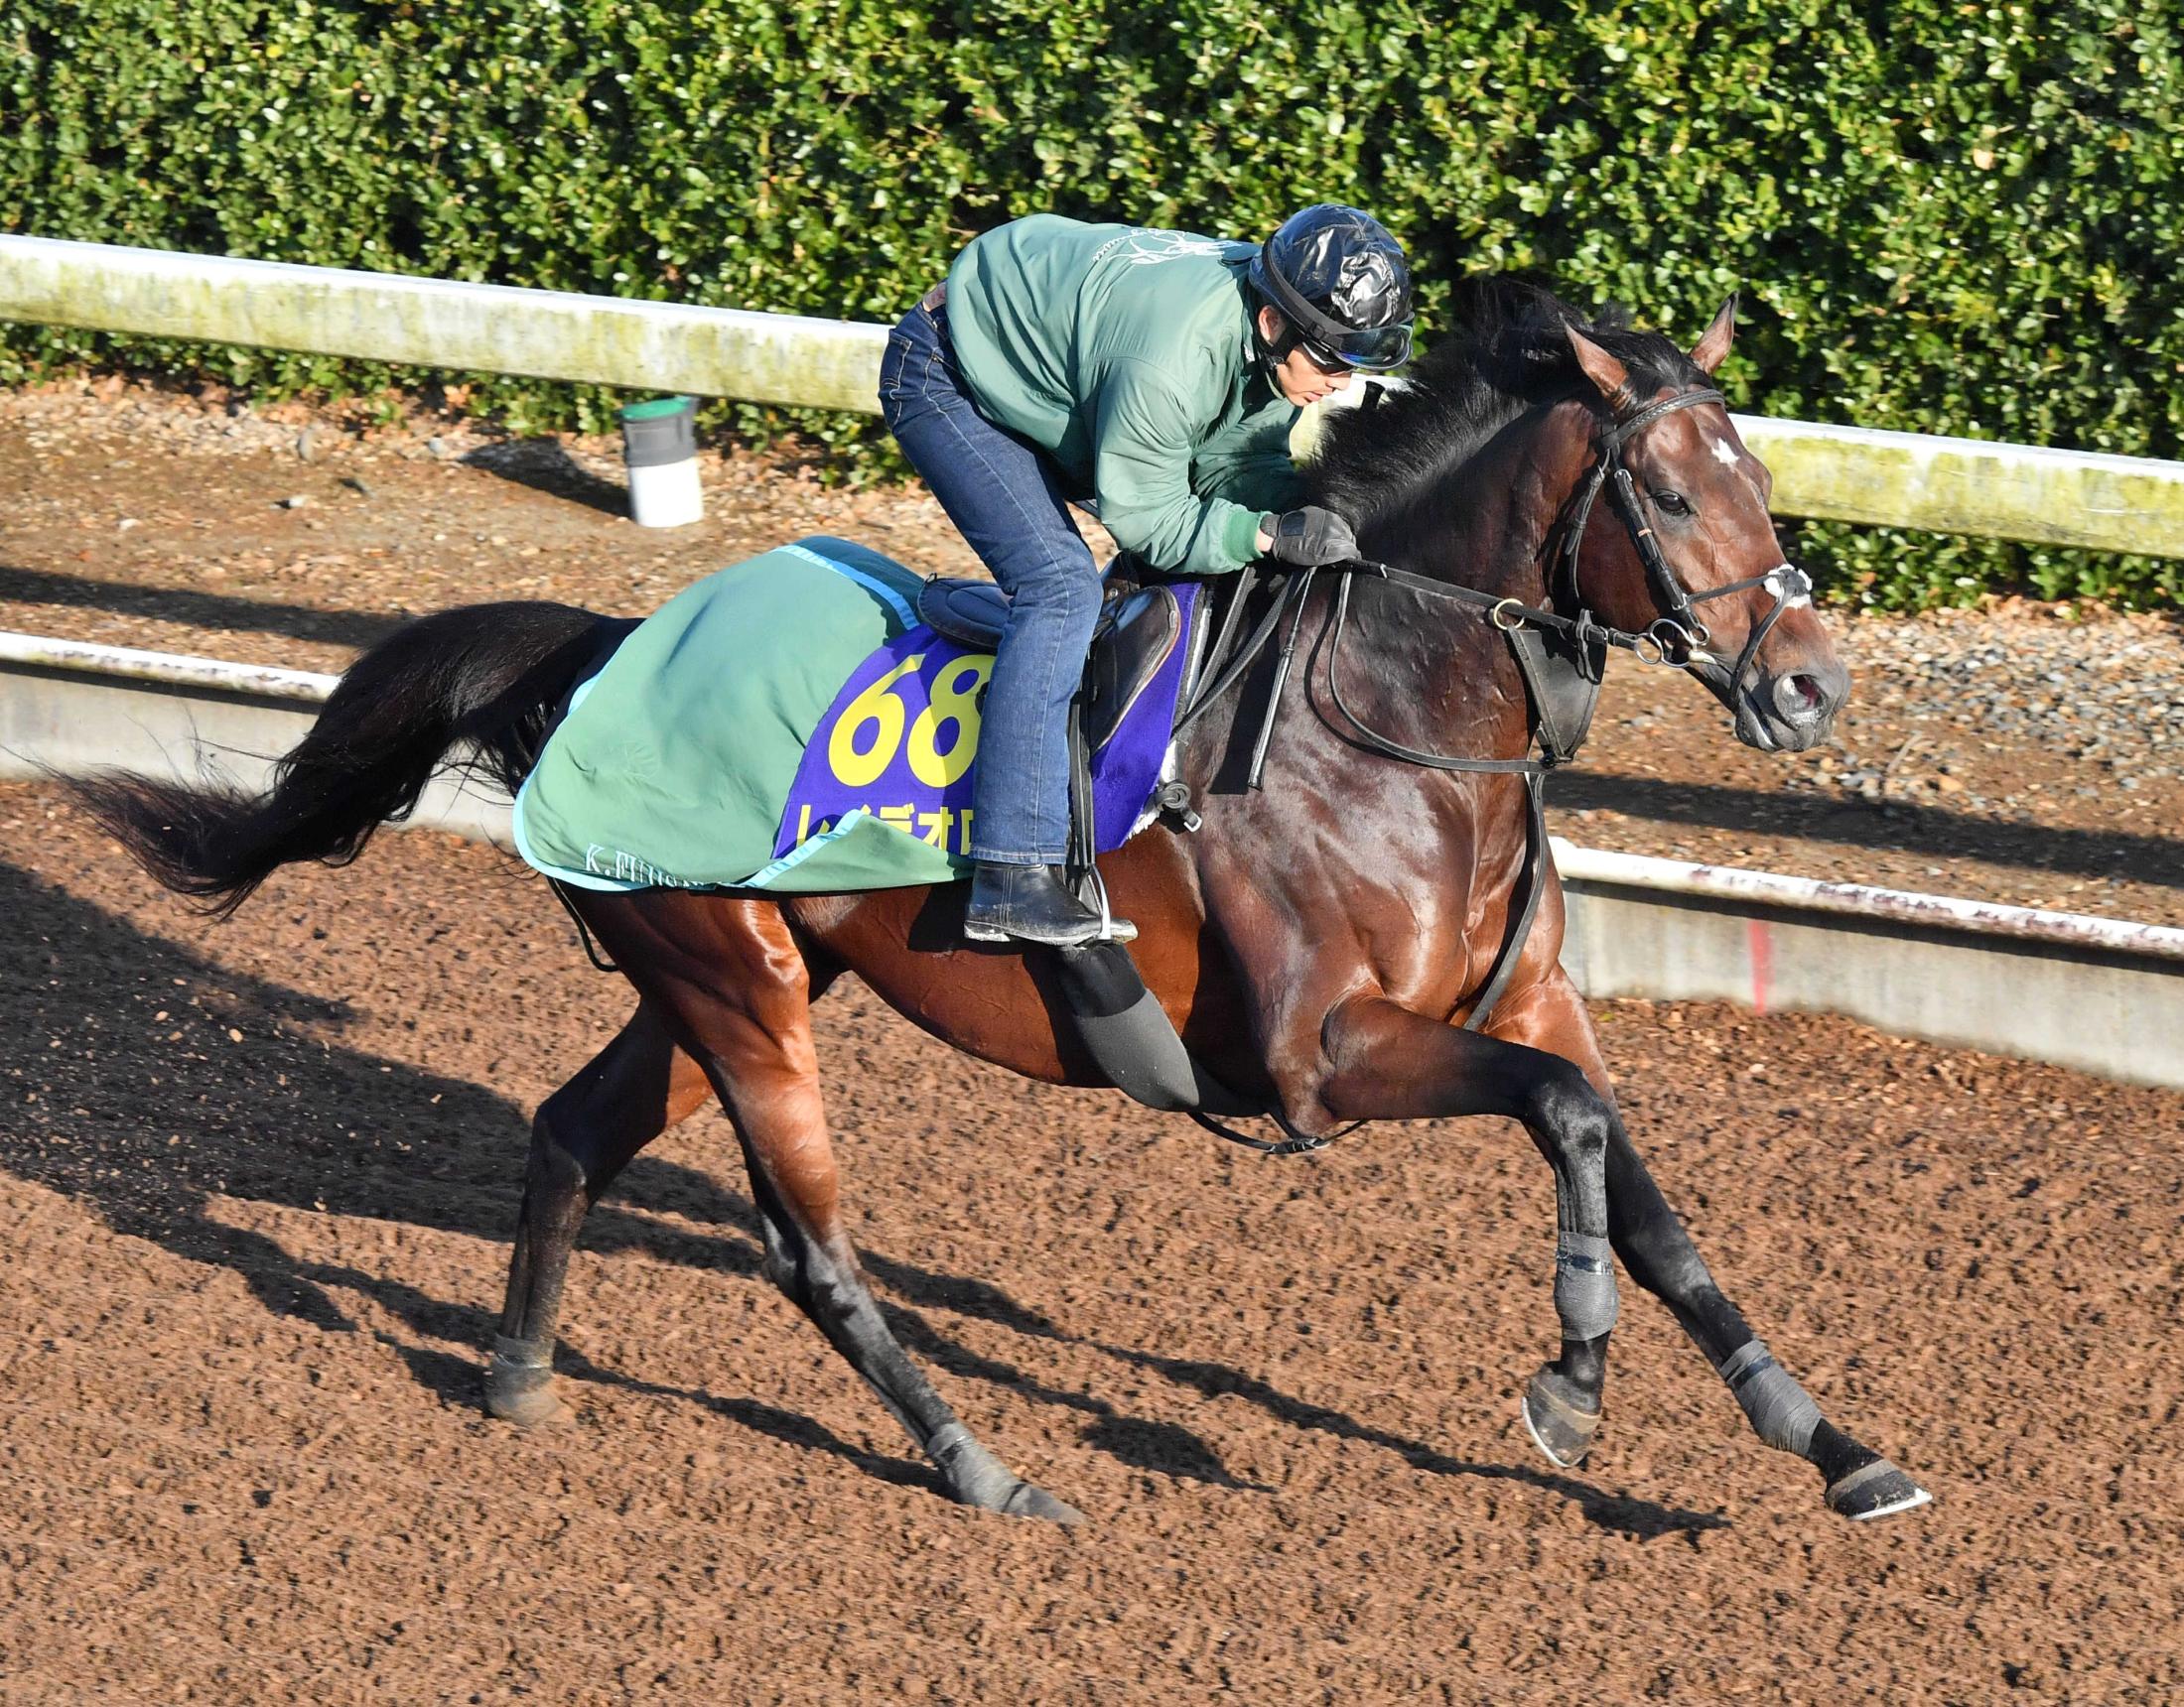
0, 630, 340, 702
7, 234, 2184, 558
0, 234, 888, 415
1549, 840, 2184, 966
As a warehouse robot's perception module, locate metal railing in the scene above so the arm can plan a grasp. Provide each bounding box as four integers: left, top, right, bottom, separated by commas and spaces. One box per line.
6, 233, 2184, 559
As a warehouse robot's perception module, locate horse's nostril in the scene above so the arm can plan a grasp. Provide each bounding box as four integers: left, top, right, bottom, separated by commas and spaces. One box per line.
1778, 672, 1829, 722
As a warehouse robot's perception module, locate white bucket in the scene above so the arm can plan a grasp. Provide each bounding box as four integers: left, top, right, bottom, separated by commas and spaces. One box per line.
620, 396, 704, 528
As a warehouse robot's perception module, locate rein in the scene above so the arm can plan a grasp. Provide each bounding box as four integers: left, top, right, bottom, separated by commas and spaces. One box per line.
1180, 383, 1813, 1158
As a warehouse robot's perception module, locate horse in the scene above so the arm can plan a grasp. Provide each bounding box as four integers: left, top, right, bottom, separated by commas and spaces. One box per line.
68, 278, 1932, 1526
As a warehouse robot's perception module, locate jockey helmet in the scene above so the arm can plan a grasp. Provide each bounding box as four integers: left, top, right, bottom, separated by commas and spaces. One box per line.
1248, 204, 1414, 372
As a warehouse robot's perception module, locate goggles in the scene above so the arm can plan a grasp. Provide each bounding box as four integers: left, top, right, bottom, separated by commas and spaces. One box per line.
1257, 241, 1415, 372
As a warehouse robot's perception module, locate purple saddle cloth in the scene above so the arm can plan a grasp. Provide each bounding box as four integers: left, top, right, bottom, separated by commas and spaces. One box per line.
773, 581, 1201, 866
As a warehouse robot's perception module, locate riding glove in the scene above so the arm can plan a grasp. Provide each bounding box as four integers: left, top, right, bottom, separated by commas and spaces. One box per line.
1266, 505, 1360, 568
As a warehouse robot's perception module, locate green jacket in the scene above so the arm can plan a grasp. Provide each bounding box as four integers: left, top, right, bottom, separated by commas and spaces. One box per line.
942, 215, 1303, 576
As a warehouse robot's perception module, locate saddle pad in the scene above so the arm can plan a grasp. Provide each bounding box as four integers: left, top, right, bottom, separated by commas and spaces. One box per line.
511, 536, 1196, 895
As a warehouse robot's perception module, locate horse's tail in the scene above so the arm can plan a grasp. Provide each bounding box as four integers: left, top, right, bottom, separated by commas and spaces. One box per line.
67, 600, 609, 919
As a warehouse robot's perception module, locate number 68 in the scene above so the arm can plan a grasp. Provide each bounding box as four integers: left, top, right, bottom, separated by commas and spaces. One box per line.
828, 652, 993, 789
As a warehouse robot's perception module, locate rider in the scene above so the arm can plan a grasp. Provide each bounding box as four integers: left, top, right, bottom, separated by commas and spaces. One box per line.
879, 204, 1416, 947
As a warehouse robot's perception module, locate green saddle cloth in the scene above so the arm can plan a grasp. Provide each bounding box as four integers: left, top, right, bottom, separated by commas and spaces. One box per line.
511, 536, 962, 894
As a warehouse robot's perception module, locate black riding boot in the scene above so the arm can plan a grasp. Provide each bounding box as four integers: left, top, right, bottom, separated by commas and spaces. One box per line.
963, 862, 1136, 947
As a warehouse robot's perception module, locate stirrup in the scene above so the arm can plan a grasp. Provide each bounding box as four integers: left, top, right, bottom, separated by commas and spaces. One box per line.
962, 862, 1136, 947
1076, 862, 1137, 945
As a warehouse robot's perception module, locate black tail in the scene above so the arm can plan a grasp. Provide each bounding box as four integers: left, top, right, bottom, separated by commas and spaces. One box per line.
67, 601, 610, 918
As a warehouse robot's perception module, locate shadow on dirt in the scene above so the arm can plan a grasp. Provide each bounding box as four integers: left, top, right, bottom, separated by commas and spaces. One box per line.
1558, 770, 2184, 891
612, 1162, 1724, 1536
0, 856, 948, 1493
460, 440, 629, 518
0, 857, 1721, 1535
0, 559, 400, 650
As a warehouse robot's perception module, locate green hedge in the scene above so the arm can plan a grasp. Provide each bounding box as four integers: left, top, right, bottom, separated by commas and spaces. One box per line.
3, 0, 2178, 607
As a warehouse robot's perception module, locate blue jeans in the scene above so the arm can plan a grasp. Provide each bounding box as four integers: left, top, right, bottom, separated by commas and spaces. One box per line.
878, 300, 1101, 865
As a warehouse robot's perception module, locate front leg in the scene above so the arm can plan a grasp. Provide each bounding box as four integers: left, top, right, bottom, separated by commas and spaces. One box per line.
1492, 970, 1932, 1520
1319, 994, 1622, 1463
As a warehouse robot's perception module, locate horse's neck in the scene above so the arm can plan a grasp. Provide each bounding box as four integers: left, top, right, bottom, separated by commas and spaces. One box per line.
1361, 400, 1586, 605
1335, 405, 1590, 761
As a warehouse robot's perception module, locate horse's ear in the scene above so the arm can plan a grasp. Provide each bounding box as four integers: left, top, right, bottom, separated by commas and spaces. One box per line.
1565, 323, 1631, 403
1691, 294, 1738, 374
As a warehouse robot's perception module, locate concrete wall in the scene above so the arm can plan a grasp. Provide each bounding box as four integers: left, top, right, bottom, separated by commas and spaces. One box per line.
0, 655, 508, 841
10, 642, 2181, 1091
1559, 880, 2184, 1089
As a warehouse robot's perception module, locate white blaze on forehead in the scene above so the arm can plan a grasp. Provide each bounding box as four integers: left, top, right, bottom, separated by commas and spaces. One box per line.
1707, 433, 1741, 468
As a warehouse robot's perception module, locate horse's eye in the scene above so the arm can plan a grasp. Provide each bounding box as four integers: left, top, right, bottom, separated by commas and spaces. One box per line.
1653, 490, 1693, 517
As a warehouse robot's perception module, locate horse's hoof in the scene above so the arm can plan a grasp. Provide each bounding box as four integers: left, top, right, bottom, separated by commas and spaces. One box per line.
929, 1424, 1080, 1522
1001, 1481, 1086, 1526
1826, 1457, 1933, 1521
1521, 1369, 1601, 1469
485, 1380, 573, 1427
483, 1337, 569, 1427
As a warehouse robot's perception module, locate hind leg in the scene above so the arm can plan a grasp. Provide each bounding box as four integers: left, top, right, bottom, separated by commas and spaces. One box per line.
731, 1119, 1080, 1521
632, 897, 1081, 1522
1497, 971, 1931, 1520
485, 1003, 712, 1425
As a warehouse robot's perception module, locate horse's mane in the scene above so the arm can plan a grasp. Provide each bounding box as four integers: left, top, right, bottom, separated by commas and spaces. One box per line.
1306, 275, 1711, 527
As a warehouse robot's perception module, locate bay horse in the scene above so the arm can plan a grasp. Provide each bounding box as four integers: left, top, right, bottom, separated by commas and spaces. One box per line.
70, 280, 1931, 1525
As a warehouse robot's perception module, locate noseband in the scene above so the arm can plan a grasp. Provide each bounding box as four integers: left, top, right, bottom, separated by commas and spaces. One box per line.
1181, 385, 1819, 787
1301, 384, 1816, 783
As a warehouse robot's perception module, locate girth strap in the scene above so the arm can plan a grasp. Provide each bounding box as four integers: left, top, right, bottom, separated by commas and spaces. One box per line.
1062, 562, 1589, 1157
1462, 771, 1550, 1033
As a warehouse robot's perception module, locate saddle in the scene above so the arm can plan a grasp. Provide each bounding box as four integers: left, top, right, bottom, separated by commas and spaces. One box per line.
913, 572, 1190, 758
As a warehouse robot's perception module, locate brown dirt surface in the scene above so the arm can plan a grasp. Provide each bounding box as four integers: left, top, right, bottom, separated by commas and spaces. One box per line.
3, 377, 2181, 925
2, 780, 2181, 1702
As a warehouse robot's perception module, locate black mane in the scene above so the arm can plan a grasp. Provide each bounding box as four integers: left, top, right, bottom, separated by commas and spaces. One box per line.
1306, 275, 1710, 525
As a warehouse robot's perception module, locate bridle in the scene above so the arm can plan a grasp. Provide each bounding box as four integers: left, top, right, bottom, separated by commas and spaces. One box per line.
1559, 386, 1814, 704
1311, 384, 1816, 776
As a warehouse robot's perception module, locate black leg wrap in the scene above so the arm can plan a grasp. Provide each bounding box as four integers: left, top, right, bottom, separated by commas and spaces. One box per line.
1553, 1232, 1619, 1342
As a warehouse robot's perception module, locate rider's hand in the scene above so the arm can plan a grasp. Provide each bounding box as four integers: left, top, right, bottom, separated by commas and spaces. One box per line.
1264, 505, 1359, 568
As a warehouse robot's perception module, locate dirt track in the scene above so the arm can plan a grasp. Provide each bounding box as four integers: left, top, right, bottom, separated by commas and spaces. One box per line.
3, 376, 2182, 1700
2, 781, 2179, 1703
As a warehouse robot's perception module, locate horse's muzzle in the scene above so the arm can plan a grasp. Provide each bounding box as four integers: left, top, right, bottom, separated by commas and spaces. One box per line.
1736, 658, 1849, 752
